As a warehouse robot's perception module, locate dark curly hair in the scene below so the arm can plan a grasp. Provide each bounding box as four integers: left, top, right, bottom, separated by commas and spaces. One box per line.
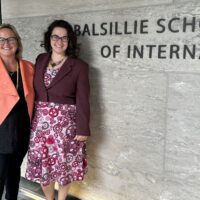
41, 20, 78, 57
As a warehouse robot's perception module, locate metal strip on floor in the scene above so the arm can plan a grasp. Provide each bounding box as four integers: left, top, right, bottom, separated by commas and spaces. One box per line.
19, 187, 45, 200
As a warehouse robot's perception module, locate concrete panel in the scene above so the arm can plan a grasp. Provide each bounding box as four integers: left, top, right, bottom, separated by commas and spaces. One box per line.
160, 180, 200, 200
174, 0, 199, 3
2, 0, 173, 19
71, 2, 200, 73
70, 69, 167, 200
165, 74, 200, 200
89, 69, 167, 172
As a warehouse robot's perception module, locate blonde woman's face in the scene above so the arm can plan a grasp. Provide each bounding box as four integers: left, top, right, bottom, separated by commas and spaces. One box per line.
0, 28, 18, 58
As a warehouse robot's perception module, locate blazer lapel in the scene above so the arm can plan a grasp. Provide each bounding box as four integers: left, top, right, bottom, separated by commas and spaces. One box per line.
0, 58, 20, 125
47, 58, 73, 89
19, 60, 33, 97
0, 58, 18, 96
37, 54, 50, 90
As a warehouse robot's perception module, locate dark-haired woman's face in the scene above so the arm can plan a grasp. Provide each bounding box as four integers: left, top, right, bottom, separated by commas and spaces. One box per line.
50, 27, 68, 55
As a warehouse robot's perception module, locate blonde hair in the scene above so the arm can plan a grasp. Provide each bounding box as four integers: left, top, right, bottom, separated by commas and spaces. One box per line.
0, 23, 23, 59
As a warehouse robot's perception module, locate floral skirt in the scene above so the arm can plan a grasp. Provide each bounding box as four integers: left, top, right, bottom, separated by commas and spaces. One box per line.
25, 101, 87, 186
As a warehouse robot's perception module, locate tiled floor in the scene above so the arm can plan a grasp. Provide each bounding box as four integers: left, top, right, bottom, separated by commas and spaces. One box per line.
2, 178, 81, 200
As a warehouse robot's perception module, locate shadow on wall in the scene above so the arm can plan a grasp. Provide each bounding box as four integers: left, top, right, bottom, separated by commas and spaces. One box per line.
71, 35, 105, 196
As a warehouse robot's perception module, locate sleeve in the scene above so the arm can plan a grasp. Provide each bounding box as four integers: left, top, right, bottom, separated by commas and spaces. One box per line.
76, 63, 90, 136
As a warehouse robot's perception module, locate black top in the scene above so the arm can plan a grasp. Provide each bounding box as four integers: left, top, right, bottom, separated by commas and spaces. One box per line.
0, 69, 30, 154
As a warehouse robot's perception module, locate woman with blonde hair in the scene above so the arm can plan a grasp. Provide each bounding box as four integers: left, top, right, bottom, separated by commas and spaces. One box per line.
0, 24, 34, 200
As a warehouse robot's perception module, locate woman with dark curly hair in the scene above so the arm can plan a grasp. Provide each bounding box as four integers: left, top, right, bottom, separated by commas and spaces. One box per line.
25, 19, 90, 200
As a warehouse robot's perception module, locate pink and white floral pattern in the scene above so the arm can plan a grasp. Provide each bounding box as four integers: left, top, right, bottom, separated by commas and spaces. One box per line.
25, 68, 87, 186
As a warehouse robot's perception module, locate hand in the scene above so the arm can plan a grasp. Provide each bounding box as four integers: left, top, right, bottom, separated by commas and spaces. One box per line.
74, 135, 88, 141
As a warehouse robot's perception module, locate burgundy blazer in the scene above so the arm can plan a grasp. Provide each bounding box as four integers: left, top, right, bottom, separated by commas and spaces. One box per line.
34, 53, 90, 136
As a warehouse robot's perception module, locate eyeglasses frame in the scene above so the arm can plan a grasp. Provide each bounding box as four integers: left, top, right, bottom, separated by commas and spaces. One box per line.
50, 35, 69, 43
0, 37, 17, 45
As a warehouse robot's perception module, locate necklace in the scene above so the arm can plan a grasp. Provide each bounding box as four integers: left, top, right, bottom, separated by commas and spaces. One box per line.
49, 57, 65, 68
9, 71, 15, 76
16, 63, 19, 89
8, 63, 19, 89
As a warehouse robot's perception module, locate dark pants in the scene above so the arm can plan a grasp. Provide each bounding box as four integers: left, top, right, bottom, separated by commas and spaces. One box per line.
0, 153, 25, 200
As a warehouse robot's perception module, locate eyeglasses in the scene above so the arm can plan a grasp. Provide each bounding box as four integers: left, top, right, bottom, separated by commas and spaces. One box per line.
0, 37, 17, 45
50, 35, 69, 43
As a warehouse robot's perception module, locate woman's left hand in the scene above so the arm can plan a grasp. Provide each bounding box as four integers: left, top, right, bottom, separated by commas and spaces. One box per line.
74, 135, 88, 141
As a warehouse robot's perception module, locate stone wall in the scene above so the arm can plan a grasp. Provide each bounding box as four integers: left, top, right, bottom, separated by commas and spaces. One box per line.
2, 0, 200, 200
